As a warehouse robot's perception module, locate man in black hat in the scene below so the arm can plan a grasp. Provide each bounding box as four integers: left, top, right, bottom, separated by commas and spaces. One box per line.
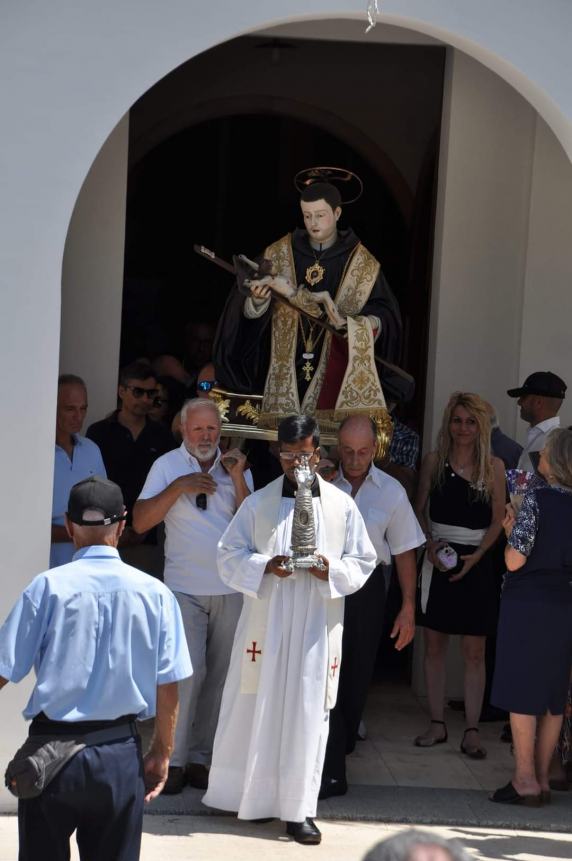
507, 371, 567, 473
0, 476, 192, 860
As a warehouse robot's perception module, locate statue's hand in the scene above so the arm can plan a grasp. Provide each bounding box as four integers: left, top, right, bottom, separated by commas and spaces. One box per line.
247, 274, 297, 304
248, 277, 273, 304
294, 464, 315, 488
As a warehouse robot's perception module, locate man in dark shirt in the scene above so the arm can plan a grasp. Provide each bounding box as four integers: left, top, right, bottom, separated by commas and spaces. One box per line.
484, 401, 523, 470
87, 361, 175, 568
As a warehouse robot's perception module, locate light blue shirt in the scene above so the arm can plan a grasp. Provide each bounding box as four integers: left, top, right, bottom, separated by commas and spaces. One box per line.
51, 434, 107, 568
0, 546, 192, 721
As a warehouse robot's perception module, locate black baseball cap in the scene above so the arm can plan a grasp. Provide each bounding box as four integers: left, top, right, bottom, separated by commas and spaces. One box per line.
507, 371, 567, 399
67, 477, 126, 526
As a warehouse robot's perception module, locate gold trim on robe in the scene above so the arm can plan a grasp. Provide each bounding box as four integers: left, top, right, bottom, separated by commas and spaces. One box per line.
258, 234, 383, 428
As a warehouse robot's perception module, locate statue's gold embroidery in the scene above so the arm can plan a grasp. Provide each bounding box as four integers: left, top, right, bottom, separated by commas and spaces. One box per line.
236, 400, 261, 425
259, 236, 379, 427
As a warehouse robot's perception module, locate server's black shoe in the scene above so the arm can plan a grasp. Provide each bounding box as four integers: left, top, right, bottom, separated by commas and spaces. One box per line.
318, 776, 348, 800
162, 766, 186, 795
185, 762, 209, 790
285, 818, 322, 844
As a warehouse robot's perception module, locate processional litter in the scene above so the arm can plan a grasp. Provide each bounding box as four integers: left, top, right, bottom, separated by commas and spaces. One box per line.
197, 166, 415, 457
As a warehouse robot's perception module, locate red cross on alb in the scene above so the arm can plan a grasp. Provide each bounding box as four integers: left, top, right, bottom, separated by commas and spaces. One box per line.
246, 641, 262, 662
331, 657, 339, 677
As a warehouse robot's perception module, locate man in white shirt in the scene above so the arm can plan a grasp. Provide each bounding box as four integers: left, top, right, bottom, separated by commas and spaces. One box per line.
507, 372, 567, 473
320, 414, 425, 799
133, 398, 252, 793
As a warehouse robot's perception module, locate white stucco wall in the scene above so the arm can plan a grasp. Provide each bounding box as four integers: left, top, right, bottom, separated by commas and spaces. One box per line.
2, 0, 572, 808
60, 115, 129, 428
425, 51, 572, 451
424, 50, 536, 447
516, 117, 572, 444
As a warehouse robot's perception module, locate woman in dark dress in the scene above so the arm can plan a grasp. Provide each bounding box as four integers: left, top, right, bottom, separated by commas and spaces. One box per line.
490, 428, 572, 806
414, 393, 505, 756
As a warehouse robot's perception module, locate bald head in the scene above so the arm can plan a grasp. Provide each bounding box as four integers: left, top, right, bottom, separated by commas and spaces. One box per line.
338, 415, 377, 481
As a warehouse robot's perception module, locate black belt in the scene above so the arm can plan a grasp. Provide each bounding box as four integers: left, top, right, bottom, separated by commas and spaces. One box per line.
30, 712, 138, 740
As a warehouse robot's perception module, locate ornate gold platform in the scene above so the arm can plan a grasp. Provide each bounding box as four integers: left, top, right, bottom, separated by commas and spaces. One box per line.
209, 387, 393, 456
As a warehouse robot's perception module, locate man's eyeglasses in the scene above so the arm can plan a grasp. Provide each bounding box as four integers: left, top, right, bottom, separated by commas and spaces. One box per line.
197, 380, 218, 393
125, 385, 158, 399
278, 449, 318, 463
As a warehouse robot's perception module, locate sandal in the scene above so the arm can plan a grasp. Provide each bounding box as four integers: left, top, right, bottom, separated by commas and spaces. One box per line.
490, 781, 542, 807
414, 720, 448, 747
460, 727, 487, 760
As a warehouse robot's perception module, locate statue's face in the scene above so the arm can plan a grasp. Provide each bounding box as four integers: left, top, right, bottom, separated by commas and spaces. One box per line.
300, 198, 341, 244
279, 436, 320, 483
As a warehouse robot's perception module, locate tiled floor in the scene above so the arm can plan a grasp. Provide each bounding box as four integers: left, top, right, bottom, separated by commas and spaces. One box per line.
347, 682, 515, 793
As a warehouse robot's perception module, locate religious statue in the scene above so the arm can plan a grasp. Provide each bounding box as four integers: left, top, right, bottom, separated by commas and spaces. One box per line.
210, 167, 410, 451
283, 454, 326, 574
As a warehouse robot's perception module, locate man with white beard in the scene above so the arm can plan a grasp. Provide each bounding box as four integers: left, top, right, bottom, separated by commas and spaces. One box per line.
202, 414, 376, 845
133, 399, 252, 793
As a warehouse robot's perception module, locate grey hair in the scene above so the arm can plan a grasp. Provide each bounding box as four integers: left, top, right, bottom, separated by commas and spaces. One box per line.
543, 428, 572, 489
180, 397, 221, 427
58, 373, 86, 389
70, 510, 120, 542
362, 829, 471, 861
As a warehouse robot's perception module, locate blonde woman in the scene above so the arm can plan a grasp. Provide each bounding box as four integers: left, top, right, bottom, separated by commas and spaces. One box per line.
414, 393, 505, 756
490, 429, 572, 805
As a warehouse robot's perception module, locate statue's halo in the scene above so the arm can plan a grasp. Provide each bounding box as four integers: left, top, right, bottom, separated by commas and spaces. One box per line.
294, 166, 363, 205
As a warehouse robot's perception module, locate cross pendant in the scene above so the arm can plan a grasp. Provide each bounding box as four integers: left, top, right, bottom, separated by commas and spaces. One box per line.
302, 360, 314, 382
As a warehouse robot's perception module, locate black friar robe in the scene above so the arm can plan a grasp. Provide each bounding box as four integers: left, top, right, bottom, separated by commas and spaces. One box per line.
213, 228, 406, 410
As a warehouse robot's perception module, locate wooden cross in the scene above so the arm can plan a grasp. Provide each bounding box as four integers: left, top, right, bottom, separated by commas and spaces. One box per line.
331, 657, 339, 677
246, 641, 262, 662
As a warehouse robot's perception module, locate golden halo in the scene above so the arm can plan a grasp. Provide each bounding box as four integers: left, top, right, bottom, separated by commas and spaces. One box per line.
294, 166, 363, 204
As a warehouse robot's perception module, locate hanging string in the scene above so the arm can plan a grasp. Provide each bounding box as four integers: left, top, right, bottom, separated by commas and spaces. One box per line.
365, 0, 380, 33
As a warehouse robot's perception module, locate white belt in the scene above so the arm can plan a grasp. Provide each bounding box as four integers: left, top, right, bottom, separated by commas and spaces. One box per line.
419, 522, 486, 613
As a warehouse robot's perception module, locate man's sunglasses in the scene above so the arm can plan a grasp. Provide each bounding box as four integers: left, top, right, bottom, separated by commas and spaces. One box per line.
278, 449, 319, 462
197, 380, 218, 393
125, 385, 158, 399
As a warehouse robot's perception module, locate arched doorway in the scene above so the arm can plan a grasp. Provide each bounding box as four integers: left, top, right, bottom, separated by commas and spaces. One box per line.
120, 33, 446, 430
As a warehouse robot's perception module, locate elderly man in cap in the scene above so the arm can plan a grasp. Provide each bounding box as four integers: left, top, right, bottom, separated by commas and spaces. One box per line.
508, 372, 567, 473
0, 476, 192, 861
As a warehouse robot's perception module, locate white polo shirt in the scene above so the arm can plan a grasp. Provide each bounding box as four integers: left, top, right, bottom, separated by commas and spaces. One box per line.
333, 463, 424, 565
138, 444, 254, 596
518, 416, 560, 473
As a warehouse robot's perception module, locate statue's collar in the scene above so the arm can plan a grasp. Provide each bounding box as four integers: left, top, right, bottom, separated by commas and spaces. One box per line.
282, 474, 320, 498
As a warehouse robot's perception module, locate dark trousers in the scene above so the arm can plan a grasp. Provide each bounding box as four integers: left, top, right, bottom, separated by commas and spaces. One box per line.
323, 564, 387, 782
18, 736, 145, 861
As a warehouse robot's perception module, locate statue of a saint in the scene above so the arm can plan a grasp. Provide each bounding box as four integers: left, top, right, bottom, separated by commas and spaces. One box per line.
213, 168, 404, 436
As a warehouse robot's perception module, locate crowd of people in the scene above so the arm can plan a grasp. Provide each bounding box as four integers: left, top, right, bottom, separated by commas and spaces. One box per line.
12, 359, 569, 851
0, 173, 570, 859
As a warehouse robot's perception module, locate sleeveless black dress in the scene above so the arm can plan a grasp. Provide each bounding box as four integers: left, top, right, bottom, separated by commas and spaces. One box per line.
417, 465, 497, 636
